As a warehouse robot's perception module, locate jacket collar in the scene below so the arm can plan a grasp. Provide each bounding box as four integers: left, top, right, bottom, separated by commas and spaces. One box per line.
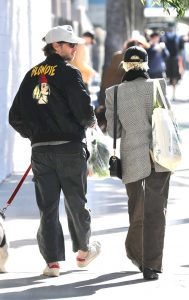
45, 53, 66, 65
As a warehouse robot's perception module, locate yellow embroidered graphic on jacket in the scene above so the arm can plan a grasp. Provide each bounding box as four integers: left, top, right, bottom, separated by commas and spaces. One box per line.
33, 74, 50, 104
31, 64, 57, 77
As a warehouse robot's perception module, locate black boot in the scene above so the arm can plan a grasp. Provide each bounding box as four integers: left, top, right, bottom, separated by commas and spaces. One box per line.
143, 267, 159, 280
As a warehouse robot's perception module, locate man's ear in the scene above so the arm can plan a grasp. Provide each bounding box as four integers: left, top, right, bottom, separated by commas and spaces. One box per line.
52, 42, 59, 52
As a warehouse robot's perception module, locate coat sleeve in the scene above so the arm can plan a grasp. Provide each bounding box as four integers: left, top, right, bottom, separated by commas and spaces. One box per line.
105, 87, 122, 138
9, 87, 32, 139
65, 68, 97, 128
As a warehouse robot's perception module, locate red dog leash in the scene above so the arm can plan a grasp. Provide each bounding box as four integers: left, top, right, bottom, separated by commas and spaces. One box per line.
0, 164, 32, 218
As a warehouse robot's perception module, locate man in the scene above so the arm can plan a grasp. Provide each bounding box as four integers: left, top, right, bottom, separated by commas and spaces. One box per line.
163, 22, 184, 100
82, 31, 95, 45
147, 32, 169, 79
9, 25, 101, 277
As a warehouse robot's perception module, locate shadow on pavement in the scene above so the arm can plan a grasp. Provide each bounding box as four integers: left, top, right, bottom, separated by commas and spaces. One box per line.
1, 271, 144, 299
9, 215, 189, 249
0, 270, 85, 288
9, 226, 129, 248
168, 218, 189, 226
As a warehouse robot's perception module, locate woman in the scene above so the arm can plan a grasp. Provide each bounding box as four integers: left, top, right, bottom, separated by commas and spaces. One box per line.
70, 33, 97, 93
105, 46, 171, 280
96, 36, 149, 132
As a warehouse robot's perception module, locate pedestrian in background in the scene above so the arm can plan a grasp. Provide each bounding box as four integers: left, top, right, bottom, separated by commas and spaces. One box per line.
147, 32, 169, 79
9, 25, 101, 277
182, 31, 189, 70
105, 46, 171, 280
163, 23, 184, 100
101, 35, 149, 89
71, 30, 98, 93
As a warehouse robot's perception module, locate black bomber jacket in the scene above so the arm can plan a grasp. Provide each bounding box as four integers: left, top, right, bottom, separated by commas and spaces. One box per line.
9, 54, 96, 145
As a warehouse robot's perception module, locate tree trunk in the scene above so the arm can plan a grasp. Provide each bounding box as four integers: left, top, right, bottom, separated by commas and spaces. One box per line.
104, 0, 128, 69
99, 0, 144, 107
134, 0, 145, 33
104, 0, 144, 69
96, 0, 145, 131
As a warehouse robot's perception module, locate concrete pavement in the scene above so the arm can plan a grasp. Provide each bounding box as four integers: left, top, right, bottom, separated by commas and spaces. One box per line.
0, 169, 189, 299
0, 74, 189, 299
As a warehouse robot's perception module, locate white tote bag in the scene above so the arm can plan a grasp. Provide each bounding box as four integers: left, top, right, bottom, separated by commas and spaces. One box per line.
151, 80, 182, 171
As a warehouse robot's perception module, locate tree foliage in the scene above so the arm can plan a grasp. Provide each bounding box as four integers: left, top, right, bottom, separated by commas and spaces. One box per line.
141, 0, 189, 17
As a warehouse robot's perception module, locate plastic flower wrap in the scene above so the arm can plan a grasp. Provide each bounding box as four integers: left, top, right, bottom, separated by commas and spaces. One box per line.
86, 126, 110, 177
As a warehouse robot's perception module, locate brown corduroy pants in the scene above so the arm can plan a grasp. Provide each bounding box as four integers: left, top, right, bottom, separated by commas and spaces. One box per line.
125, 169, 171, 272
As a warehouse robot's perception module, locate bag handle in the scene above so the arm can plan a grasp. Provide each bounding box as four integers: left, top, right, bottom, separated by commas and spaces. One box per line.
113, 85, 118, 155
153, 79, 157, 107
153, 79, 169, 110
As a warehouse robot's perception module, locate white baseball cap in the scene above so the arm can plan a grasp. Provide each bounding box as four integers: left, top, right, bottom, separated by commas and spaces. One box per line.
43, 25, 84, 44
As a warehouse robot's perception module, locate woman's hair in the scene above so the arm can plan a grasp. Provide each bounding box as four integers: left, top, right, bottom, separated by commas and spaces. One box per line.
122, 61, 149, 72
122, 46, 149, 72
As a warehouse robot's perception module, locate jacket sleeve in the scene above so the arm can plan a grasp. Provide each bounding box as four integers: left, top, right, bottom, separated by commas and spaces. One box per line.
162, 46, 170, 61
9, 87, 32, 139
105, 86, 122, 138
65, 68, 97, 128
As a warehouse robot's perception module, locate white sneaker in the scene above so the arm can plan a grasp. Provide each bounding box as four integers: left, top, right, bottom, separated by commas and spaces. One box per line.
43, 263, 60, 277
76, 241, 101, 267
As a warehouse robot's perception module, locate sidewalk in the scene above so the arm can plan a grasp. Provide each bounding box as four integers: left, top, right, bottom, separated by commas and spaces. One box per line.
0, 75, 189, 299
0, 148, 189, 298
0, 170, 189, 299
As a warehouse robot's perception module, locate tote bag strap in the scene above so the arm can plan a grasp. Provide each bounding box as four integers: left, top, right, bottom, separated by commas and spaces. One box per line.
153, 79, 169, 110
113, 85, 118, 153
153, 79, 157, 108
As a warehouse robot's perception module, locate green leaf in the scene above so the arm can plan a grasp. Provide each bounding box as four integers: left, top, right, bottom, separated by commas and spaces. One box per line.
140, 0, 189, 17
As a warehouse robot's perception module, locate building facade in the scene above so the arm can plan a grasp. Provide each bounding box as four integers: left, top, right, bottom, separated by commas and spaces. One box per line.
0, 0, 52, 181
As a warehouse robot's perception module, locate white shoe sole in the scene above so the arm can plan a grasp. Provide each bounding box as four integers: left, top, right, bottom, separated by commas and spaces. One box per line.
77, 241, 101, 268
43, 266, 60, 277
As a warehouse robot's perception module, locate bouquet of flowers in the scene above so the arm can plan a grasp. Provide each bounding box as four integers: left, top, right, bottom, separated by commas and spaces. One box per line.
86, 126, 110, 177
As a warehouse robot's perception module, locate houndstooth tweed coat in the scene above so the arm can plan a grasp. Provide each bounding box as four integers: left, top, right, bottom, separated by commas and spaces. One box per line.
105, 77, 169, 184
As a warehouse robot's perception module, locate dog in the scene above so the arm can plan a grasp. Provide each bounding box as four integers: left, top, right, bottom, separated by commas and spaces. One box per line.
0, 213, 8, 273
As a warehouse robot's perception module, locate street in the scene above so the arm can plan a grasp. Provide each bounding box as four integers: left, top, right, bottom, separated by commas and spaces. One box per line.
0, 72, 189, 299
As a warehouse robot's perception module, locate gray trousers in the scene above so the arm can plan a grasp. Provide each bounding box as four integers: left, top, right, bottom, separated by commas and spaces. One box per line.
31, 143, 91, 263
125, 168, 171, 272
